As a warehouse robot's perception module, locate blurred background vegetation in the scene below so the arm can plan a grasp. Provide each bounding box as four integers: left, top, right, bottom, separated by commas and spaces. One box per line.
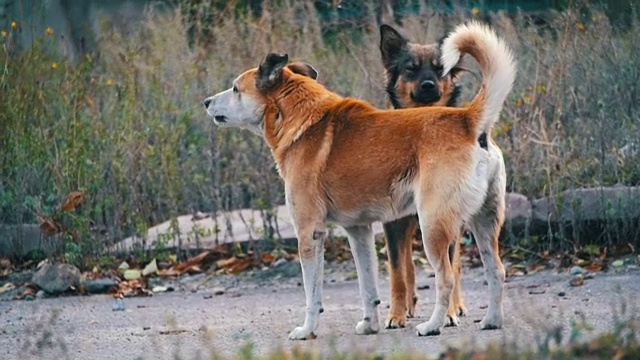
0, 0, 638, 262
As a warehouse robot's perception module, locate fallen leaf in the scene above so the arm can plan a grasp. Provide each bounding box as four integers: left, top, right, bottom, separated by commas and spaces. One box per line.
61, 191, 84, 212
229, 258, 253, 274
261, 252, 276, 265
142, 259, 158, 276
0, 283, 16, 294
584, 263, 602, 273
174, 251, 211, 272
118, 261, 130, 270
157, 268, 182, 277
123, 269, 142, 280
215, 256, 238, 269
37, 215, 60, 237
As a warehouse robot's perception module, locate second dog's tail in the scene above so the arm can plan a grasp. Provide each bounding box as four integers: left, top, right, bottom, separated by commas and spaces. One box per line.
441, 21, 516, 138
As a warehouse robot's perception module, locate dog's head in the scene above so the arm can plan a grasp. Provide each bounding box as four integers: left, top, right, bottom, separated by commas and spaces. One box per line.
380, 24, 465, 109
203, 54, 318, 135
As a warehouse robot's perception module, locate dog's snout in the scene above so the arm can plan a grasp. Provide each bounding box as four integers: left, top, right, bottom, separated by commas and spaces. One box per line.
203, 98, 212, 108
421, 80, 436, 90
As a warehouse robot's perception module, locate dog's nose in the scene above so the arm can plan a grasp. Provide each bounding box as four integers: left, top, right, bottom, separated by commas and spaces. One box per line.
203, 98, 212, 108
420, 80, 436, 90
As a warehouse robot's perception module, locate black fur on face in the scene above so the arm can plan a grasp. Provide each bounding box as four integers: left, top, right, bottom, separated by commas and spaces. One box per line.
380, 24, 464, 109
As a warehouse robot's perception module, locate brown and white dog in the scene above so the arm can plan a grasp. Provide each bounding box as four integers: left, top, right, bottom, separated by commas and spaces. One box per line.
203, 22, 515, 339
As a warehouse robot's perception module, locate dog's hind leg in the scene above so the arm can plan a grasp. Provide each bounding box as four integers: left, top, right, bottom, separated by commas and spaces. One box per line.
469, 172, 506, 330
345, 225, 381, 335
288, 218, 327, 340
445, 237, 466, 327
415, 211, 457, 336
383, 216, 418, 329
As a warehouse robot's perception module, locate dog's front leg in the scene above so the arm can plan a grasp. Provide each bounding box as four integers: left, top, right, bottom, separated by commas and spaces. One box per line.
288, 226, 326, 340
345, 225, 381, 335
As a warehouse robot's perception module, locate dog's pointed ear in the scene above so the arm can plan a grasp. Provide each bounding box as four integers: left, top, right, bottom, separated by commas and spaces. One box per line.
380, 24, 408, 69
287, 62, 318, 80
257, 52, 289, 90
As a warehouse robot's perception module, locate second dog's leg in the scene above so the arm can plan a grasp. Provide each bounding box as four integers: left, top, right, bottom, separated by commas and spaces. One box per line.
384, 216, 418, 328
345, 225, 381, 335
403, 230, 418, 318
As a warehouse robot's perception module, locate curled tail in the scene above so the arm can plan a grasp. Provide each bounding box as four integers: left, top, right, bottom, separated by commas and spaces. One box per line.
440, 21, 516, 138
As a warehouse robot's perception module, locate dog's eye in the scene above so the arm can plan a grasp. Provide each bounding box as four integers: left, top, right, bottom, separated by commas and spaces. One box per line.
406, 65, 419, 73
232, 85, 239, 93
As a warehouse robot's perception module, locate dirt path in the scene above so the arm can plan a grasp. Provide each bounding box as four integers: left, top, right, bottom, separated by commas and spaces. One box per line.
1, 264, 639, 360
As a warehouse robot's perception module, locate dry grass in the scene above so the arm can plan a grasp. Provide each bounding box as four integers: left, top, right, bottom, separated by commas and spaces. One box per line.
0, 1, 638, 260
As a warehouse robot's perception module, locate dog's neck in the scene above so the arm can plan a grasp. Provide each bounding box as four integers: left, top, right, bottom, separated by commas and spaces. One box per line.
261, 75, 340, 177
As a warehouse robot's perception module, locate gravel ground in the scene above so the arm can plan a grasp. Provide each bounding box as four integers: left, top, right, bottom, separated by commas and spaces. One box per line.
1, 261, 639, 360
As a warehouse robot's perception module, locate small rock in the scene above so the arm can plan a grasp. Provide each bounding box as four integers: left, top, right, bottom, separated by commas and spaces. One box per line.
584, 273, 595, 280
570, 266, 585, 275
0, 288, 20, 301
84, 278, 118, 294
7, 271, 34, 285
118, 261, 130, 270
558, 291, 566, 297
32, 264, 81, 295
143, 326, 151, 331
151, 286, 170, 293
213, 287, 225, 296
569, 274, 585, 287
36, 290, 47, 299
112, 299, 126, 311
157, 261, 172, 270
24, 295, 35, 301
611, 259, 625, 268
203, 294, 213, 299
272, 258, 287, 267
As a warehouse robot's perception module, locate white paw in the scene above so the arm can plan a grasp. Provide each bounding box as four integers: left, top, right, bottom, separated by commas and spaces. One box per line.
416, 321, 441, 336
445, 314, 460, 327
480, 313, 503, 330
355, 319, 380, 335
288, 326, 317, 340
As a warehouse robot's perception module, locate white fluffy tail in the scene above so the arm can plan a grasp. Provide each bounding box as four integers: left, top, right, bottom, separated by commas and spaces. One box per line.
441, 21, 516, 137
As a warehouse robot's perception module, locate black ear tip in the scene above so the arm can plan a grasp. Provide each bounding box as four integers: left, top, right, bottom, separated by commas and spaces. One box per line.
309, 68, 318, 80
265, 52, 289, 63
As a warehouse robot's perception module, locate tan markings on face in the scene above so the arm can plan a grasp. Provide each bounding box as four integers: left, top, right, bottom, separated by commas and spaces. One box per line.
395, 78, 420, 108
433, 77, 454, 107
